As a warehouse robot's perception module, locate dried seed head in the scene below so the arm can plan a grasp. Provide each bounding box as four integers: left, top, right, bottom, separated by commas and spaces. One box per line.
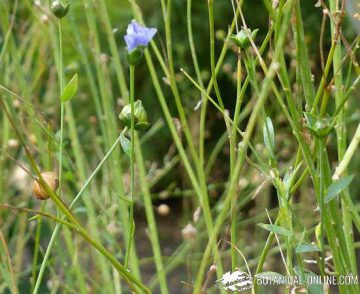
157, 204, 170, 216
12, 99, 21, 109
209, 265, 217, 272
181, 223, 197, 241
32, 171, 59, 200
193, 207, 201, 223
7, 139, 19, 149
11, 165, 30, 191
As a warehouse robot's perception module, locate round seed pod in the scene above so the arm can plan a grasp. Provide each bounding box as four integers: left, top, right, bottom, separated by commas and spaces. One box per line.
157, 204, 170, 216
119, 100, 149, 130
50, 1, 70, 19
181, 223, 197, 241
32, 172, 59, 200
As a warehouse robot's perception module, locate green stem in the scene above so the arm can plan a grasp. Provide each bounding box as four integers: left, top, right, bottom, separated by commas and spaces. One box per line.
208, 0, 224, 109
329, 0, 359, 286
253, 218, 278, 292
82, 0, 141, 277
33, 133, 124, 293
31, 202, 44, 292
0, 96, 149, 292
187, 0, 205, 165
97, 3, 168, 286
230, 50, 243, 272
193, 2, 295, 290
159, 0, 225, 279
333, 122, 360, 180
318, 139, 326, 274
125, 65, 136, 269
58, 20, 64, 197
134, 137, 169, 294
34, 17, 88, 294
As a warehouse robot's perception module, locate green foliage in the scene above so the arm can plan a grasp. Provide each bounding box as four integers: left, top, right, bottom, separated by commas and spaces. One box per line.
325, 175, 355, 203
0, 0, 359, 293
120, 134, 131, 158
61, 73, 78, 102
295, 243, 321, 254
257, 223, 294, 237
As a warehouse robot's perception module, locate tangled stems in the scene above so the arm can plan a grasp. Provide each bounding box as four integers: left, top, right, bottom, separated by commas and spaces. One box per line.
124, 64, 136, 269
32, 133, 125, 293
192, 0, 295, 290
0, 98, 150, 293
1, 13, 149, 294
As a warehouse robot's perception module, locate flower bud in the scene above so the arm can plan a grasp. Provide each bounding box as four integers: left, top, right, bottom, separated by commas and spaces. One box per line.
50, 1, 70, 19
32, 172, 59, 200
119, 100, 150, 130
231, 28, 259, 49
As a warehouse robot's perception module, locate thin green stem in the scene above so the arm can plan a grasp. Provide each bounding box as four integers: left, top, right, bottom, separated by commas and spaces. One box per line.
318, 139, 326, 274
333, 122, 360, 180
230, 0, 244, 270
230, 57, 241, 270
193, 2, 295, 290
208, 0, 224, 109
187, 0, 205, 165
134, 136, 169, 294
58, 20, 64, 197
125, 65, 136, 269
158, 0, 225, 279
31, 201, 45, 292
329, 0, 359, 286
82, 0, 141, 277
33, 132, 124, 293
0, 97, 149, 292
33, 17, 88, 294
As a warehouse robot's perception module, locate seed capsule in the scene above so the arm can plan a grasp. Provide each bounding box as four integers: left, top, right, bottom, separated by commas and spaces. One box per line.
32, 172, 59, 200
157, 204, 170, 216
119, 100, 149, 130
50, 1, 70, 19
181, 223, 197, 241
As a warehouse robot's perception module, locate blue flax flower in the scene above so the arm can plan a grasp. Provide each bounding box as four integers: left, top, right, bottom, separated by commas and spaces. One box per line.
124, 20, 157, 52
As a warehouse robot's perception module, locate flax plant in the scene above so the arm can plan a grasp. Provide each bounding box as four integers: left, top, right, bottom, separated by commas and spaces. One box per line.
1, 0, 359, 293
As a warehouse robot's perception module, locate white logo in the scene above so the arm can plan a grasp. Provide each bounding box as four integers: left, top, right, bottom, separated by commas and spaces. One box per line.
216, 270, 253, 291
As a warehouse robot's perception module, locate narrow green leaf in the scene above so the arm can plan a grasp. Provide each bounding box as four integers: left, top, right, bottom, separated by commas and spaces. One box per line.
325, 175, 354, 203
72, 207, 88, 214
28, 214, 41, 221
257, 223, 293, 236
292, 3, 316, 106
295, 243, 321, 254
120, 134, 131, 158
61, 73, 78, 102
303, 112, 317, 129
263, 117, 275, 155
119, 194, 132, 204
244, 57, 259, 92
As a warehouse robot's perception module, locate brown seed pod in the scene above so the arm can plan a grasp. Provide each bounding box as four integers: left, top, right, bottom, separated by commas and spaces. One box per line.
157, 204, 170, 216
181, 223, 197, 241
32, 172, 59, 200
